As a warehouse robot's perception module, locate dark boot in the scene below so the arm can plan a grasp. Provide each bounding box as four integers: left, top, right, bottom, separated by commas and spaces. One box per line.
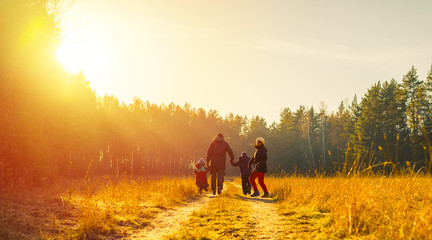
217, 189, 222, 195
250, 191, 260, 197
261, 192, 270, 198
198, 188, 202, 194
213, 190, 216, 195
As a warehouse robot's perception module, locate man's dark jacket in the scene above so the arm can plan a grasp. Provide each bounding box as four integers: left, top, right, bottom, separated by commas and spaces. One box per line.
249, 145, 268, 173
206, 136, 234, 169
230, 155, 252, 177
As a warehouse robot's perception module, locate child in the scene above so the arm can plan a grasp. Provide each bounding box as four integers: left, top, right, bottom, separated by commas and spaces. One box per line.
194, 158, 209, 194
230, 152, 252, 195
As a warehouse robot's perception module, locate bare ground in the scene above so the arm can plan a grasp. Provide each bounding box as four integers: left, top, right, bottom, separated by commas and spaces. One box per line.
126, 180, 326, 240
232, 181, 329, 239
126, 193, 213, 240
231, 182, 288, 240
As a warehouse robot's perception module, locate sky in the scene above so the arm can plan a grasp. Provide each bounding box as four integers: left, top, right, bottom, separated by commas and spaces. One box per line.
57, 0, 432, 124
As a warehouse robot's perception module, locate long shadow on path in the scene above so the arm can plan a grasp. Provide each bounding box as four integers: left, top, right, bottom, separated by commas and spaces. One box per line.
237, 195, 277, 203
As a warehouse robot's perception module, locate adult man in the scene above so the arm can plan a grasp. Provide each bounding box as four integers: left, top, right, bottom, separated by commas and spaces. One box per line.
206, 133, 234, 195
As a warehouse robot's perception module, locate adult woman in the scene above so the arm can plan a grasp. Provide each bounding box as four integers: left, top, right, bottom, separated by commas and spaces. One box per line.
248, 137, 269, 198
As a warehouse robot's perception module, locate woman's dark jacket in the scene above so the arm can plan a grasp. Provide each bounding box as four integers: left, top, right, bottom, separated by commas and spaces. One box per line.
248, 145, 267, 173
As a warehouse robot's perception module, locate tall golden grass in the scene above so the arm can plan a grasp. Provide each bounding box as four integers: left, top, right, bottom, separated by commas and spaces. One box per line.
0, 176, 198, 239
3, 175, 432, 239
267, 176, 432, 239
63, 176, 199, 239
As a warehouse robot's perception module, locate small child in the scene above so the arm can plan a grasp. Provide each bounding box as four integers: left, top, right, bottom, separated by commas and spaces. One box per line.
194, 158, 209, 194
230, 152, 252, 195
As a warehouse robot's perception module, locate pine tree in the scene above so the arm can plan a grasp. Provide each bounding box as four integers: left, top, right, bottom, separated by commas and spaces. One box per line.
354, 82, 382, 169
271, 108, 299, 172
379, 80, 408, 169
402, 66, 423, 136
419, 65, 432, 172
402, 66, 424, 165
328, 101, 352, 173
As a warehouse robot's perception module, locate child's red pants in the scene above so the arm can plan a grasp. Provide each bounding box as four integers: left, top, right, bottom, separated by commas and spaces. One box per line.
249, 171, 268, 193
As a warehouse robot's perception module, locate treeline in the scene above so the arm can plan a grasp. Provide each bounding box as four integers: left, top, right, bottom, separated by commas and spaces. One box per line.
2, 1, 432, 185
269, 66, 432, 176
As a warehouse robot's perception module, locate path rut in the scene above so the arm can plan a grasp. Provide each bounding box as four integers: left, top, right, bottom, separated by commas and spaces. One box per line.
126, 195, 212, 240
231, 182, 287, 239
126, 181, 296, 240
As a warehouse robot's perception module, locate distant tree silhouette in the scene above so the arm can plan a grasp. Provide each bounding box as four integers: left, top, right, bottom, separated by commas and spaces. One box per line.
3, 2, 432, 186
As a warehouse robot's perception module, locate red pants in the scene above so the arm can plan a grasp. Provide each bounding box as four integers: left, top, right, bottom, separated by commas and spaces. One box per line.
249, 171, 268, 193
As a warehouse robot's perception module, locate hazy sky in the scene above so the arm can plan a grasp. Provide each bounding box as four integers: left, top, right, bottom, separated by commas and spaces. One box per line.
58, 0, 432, 123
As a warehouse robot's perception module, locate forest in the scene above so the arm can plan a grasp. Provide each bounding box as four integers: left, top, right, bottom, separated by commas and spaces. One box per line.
2, 0, 432, 186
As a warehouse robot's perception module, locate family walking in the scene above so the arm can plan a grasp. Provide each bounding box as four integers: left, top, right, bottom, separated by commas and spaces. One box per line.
194, 133, 270, 198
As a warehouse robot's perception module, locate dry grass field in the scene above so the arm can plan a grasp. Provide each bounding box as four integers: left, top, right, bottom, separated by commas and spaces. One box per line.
0, 177, 198, 239
268, 176, 432, 239
1, 175, 431, 239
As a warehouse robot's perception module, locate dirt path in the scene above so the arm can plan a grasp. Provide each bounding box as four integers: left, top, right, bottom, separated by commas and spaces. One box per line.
126, 194, 212, 240
126, 181, 326, 239
231, 182, 287, 239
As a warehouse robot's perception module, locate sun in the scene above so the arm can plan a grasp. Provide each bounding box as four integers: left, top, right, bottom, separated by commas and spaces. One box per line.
56, 27, 110, 97
56, 41, 83, 74
55, 7, 111, 94
57, 31, 108, 72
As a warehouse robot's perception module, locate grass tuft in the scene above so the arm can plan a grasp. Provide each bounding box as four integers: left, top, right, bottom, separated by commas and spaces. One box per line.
267, 176, 432, 239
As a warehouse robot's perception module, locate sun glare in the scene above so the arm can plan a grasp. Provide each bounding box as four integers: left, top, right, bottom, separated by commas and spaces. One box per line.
57, 33, 108, 71
56, 42, 83, 74
55, 7, 112, 94
56, 28, 110, 94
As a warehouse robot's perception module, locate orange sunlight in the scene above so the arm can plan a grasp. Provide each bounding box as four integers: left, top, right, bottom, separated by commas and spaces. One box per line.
56, 24, 109, 91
